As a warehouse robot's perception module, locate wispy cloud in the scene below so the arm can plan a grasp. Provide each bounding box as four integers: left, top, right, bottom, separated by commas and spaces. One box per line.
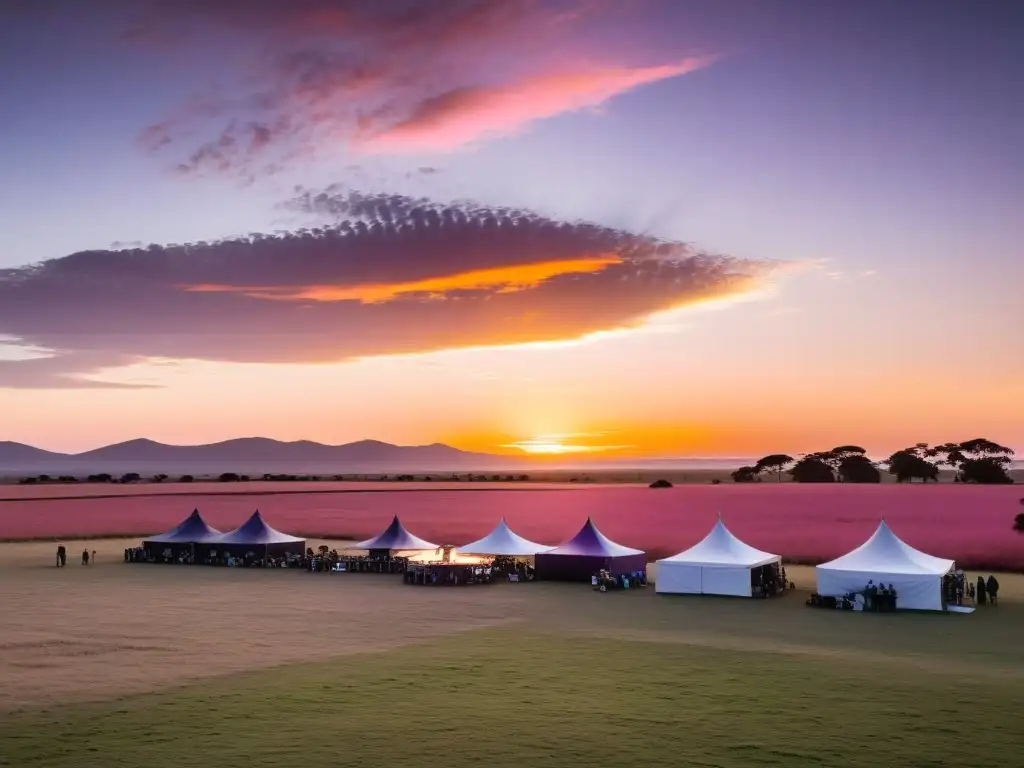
127, 0, 717, 177
356, 58, 714, 154
0, 189, 778, 389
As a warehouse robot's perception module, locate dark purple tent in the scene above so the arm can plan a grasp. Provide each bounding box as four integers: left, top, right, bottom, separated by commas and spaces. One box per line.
534, 517, 646, 582
213, 510, 305, 558
143, 509, 223, 557
145, 509, 222, 545
353, 515, 437, 555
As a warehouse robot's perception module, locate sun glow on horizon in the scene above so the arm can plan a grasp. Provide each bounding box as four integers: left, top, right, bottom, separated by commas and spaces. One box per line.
502, 434, 635, 455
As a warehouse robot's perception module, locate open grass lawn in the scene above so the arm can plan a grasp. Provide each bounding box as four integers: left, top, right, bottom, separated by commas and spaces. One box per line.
2, 627, 1022, 768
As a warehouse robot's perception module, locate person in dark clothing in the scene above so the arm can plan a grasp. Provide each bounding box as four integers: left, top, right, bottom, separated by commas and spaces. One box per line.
977, 576, 987, 605
56, 545, 66, 567
986, 575, 999, 606
81, 548, 89, 566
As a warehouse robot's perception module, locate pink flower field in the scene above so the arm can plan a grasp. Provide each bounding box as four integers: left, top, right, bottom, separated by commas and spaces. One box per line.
1, 483, 1022, 569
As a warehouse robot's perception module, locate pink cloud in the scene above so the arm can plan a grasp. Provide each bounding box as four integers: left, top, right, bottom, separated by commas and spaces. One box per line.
128, 1, 719, 177
359, 57, 714, 153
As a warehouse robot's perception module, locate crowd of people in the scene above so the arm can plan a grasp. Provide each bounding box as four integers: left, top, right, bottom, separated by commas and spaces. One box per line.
405, 562, 495, 585
805, 580, 898, 611
123, 546, 303, 568
306, 549, 409, 573
944, 570, 1000, 606
592, 569, 648, 591
752, 563, 792, 598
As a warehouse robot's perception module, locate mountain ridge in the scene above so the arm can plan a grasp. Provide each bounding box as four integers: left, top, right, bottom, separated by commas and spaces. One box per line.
0, 437, 522, 474
0, 437, 766, 474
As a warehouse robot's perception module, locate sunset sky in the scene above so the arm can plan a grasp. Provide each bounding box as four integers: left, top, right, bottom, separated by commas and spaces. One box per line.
1, 0, 1021, 458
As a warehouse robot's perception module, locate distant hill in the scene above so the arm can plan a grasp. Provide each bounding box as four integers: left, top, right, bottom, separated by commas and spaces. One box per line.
0, 438, 525, 475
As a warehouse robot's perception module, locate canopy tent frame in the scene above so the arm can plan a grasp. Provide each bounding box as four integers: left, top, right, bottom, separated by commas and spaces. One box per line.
456, 518, 554, 557
535, 517, 646, 582
815, 520, 954, 611
352, 515, 437, 556
655, 515, 782, 597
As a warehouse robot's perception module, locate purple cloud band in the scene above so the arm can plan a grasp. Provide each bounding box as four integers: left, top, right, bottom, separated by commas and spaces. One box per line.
0, 190, 775, 388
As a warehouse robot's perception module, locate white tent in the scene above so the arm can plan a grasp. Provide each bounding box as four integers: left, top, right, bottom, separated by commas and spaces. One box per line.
815, 520, 954, 611
655, 516, 781, 597
456, 518, 554, 557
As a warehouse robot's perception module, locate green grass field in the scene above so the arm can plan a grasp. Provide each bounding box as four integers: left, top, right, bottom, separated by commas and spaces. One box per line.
3, 626, 1021, 768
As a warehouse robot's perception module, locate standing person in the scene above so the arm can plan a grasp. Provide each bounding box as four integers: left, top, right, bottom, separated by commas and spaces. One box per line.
56, 545, 66, 567
91, 549, 97, 565
977, 576, 987, 605
986, 575, 999, 606
81, 548, 89, 566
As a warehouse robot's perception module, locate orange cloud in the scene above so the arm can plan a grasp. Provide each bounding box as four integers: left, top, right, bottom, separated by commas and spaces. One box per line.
359, 58, 715, 153
186, 255, 621, 303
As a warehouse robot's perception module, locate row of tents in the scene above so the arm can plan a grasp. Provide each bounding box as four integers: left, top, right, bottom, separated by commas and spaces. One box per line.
144, 510, 955, 610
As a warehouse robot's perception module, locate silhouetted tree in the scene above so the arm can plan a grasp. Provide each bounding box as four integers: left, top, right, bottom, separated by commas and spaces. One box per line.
789, 456, 835, 483
884, 447, 939, 483
218, 472, 240, 482
928, 442, 967, 477
960, 459, 1013, 484
821, 446, 868, 481
1013, 513, 1024, 532
754, 454, 794, 482
956, 438, 1014, 484
178, 475, 194, 483
121, 472, 140, 483
731, 466, 759, 483
838, 455, 881, 483
649, 479, 673, 488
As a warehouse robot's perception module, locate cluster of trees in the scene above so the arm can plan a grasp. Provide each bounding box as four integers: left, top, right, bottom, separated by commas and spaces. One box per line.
17, 471, 535, 485
731, 438, 1016, 485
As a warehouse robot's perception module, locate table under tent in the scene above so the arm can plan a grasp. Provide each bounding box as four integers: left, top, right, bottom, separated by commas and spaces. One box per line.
206, 510, 306, 566
655, 515, 782, 597
815, 520, 954, 611
139, 509, 223, 563
455, 517, 554, 582
534, 517, 646, 583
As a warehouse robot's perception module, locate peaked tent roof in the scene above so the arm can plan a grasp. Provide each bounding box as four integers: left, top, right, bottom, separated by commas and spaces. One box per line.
818, 521, 953, 575
658, 516, 779, 567
146, 509, 223, 544
457, 518, 555, 556
215, 510, 304, 546
354, 515, 437, 550
544, 517, 644, 557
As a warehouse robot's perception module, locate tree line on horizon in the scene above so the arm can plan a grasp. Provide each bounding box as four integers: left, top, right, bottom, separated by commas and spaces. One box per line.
731, 438, 1016, 485
15, 471, 536, 485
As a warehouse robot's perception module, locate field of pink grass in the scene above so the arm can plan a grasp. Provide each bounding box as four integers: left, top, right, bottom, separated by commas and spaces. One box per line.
1, 484, 1022, 569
